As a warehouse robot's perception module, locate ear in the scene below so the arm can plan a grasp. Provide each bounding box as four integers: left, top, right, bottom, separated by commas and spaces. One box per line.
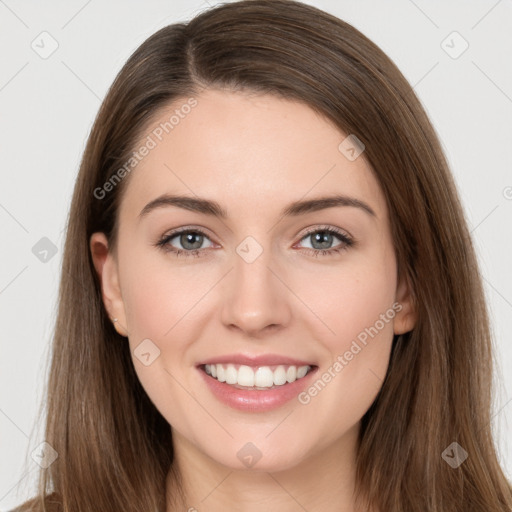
393, 272, 417, 335
90, 232, 128, 337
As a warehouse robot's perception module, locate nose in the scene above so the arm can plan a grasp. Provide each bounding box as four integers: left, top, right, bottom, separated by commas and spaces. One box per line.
220, 247, 292, 338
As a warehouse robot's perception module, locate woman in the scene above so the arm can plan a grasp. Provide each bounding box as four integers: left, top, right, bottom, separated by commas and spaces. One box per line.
12, 0, 512, 510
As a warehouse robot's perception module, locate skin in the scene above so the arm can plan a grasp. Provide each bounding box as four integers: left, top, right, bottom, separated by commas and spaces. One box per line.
90, 88, 416, 512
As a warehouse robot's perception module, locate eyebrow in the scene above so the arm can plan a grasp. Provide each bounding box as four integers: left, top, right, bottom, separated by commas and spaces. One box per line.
138, 193, 377, 221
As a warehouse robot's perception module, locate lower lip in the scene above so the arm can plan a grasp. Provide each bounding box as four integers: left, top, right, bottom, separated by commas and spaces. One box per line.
197, 365, 318, 412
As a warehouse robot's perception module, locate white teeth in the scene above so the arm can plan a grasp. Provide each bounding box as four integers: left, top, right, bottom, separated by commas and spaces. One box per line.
204, 363, 312, 388
297, 366, 308, 378
225, 365, 237, 385
216, 364, 226, 382
254, 366, 273, 387
286, 366, 297, 383
273, 365, 287, 385
238, 365, 255, 386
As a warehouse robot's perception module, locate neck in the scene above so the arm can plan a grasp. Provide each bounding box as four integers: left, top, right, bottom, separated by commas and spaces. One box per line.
165, 423, 370, 512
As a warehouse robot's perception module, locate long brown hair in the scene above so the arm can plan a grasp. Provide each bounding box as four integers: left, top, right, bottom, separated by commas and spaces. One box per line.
15, 1, 512, 510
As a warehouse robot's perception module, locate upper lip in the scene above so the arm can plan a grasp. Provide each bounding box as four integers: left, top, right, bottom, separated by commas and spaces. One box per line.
197, 353, 316, 367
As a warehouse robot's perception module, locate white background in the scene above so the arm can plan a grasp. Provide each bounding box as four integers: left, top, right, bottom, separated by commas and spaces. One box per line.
1, 0, 511, 509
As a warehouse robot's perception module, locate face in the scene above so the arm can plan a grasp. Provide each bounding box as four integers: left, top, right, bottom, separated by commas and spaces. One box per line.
91, 88, 415, 473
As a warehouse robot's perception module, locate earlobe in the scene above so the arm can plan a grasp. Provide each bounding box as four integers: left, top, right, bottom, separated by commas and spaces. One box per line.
394, 273, 417, 335
89, 232, 128, 337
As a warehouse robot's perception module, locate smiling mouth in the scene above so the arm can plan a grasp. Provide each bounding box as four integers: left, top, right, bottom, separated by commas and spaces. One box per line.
201, 363, 316, 390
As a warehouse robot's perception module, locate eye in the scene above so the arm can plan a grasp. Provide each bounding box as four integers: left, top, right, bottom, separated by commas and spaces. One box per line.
155, 225, 355, 258
295, 225, 354, 257
155, 227, 215, 258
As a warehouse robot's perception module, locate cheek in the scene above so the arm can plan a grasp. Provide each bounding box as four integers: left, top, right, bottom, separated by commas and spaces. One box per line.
120, 247, 207, 339
123, 272, 173, 338
118, 251, 207, 425
298, 249, 397, 421
296, 248, 397, 352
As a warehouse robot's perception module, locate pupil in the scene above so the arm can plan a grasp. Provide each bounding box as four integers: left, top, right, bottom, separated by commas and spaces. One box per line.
312, 232, 332, 250
181, 233, 203, 250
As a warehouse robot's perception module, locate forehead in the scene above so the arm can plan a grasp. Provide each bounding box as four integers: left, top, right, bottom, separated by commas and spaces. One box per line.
119, 88, 387, 223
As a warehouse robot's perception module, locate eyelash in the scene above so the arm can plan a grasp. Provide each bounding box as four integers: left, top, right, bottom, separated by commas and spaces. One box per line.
155, 225, 355, 259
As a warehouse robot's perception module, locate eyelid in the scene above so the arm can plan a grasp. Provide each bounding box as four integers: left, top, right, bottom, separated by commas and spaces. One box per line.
159, 224, 218, 243
295, 224, 353, 243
